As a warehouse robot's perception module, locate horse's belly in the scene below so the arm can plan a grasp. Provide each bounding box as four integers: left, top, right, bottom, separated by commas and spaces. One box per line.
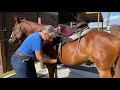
59, 53, 87, 66
59, 39, 88, 65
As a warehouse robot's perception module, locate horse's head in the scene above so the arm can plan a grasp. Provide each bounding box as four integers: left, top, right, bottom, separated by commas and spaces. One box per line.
9, 16, 26, 45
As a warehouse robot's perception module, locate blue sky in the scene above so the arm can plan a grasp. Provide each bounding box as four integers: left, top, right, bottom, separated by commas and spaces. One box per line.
89, 12, 120, 28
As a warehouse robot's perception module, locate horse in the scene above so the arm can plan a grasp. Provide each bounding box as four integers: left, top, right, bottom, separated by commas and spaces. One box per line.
54, 24, 120, 78
9, 16, 58, 78
9, 16, 120, 78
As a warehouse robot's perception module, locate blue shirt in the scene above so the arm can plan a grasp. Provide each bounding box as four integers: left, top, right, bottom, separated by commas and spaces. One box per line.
17, 32, 43, 58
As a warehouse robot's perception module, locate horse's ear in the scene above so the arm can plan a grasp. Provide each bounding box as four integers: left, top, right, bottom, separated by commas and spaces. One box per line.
14, 15, 17, 21
14, 15, 21, 23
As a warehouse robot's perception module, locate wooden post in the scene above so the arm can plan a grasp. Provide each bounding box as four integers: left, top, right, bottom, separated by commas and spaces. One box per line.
38, 17, 45, 69
0, 13, 7, 74
70, 22, 73, 28
38, 17, 41, 24
98, 12, 100, 30
0, 30, 7, 73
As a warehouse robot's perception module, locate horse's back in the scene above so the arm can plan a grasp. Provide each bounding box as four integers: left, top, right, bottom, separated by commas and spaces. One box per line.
86, 29, 120, 44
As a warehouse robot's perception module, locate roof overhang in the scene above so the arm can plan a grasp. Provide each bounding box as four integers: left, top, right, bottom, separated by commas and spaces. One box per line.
59, 12, 77, 23
59, 12, 103, 23
78, 12, 103, 23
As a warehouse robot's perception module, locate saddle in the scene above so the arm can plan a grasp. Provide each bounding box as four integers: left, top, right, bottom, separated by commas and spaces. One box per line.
56, 21, 88, 37
55, 22, 90, 59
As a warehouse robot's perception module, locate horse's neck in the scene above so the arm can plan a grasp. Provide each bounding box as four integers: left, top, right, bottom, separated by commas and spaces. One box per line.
23, 21, 45, 35
26, 21, 44, 30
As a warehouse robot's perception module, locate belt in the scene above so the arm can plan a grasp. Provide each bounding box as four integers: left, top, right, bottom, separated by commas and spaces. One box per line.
15, 52, 32, 59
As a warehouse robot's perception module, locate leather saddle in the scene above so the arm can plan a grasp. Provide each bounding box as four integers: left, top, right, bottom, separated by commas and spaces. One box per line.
56, 22, 88, 37
55, 22, 89, 45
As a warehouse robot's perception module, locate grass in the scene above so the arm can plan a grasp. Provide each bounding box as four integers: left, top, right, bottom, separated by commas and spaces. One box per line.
0, 70, 15, 78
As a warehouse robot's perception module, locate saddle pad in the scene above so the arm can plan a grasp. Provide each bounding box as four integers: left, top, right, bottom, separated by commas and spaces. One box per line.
68, 28, 92, 41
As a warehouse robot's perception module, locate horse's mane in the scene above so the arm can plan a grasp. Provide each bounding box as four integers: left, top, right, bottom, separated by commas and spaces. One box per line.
22, 20, 46, 32
25, 20, 46, 26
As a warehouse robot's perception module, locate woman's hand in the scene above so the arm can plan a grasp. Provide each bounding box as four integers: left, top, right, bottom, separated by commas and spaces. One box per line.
50, 59, 57, 64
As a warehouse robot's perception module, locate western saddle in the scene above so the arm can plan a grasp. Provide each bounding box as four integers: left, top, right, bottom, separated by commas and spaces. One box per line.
55, 21, 90, 58
56, 21, 89, 43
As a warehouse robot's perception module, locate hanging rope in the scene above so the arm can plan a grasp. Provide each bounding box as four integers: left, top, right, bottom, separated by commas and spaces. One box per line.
0, 37, 9, 42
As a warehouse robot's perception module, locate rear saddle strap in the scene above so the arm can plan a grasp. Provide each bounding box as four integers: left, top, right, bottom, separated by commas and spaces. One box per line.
15, 52, 32, 59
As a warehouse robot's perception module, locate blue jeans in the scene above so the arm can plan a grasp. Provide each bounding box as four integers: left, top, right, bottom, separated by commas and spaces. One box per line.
11, 53, 37, 78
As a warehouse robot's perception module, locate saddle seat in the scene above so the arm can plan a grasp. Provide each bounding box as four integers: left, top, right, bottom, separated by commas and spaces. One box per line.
57, 22, 88, 37
59, 28, 75, 37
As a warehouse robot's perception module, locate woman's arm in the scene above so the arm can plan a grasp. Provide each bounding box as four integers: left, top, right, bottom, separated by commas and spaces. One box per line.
35, 50, 57, 64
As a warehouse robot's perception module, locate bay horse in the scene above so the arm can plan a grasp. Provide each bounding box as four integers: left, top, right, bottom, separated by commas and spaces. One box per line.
9, 16, 58, 78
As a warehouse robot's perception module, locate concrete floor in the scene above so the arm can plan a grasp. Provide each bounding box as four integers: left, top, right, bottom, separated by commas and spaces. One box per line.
3, 63, 100, 78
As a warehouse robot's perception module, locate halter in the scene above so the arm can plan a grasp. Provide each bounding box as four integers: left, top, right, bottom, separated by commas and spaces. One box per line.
0, 24, 22, 42
11, 22, 23, 39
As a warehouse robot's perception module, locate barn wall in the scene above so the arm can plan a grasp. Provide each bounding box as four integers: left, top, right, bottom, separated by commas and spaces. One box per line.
39, 12, 58, 27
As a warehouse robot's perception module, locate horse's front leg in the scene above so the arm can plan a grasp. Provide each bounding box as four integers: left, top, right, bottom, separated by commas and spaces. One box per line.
98, 69, 113, 78
45, 63, 57, 78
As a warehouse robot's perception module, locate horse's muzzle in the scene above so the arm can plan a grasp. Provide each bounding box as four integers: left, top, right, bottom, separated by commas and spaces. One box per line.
8, 39, 16, 45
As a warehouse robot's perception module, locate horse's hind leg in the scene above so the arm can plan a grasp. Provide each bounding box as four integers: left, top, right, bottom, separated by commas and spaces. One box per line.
97, 69, 112, 78
114, 56, 120, 78
111, 66, 115, 77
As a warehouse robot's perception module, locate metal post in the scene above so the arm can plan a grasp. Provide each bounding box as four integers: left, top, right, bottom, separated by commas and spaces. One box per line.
102, 21, 103, 31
